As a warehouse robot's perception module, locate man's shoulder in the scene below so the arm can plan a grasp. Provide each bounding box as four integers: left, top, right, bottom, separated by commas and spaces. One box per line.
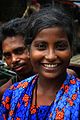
1, 75, 37, 102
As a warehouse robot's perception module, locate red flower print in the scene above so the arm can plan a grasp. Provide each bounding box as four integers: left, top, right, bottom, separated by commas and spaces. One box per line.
5, 103, 10, 110
72, 94, 77, 100
55, 108, 64, 120
22, 94, 29, 102
17, 82, 28, 88
17, 82, 22, 88
16, 117, 21, 120
2, 96, 10, 110
67, 99, 73, 106
9, 110, 14, 116
55, 111, 64, 119
22, 94, 30, 106
2, 99, 10, 110
30, 105, 37, 114
70, 79, 76, 84
21, 82, 28, 88
17, 102, 20, 108
64, 85, 69, 93
5, 96, 10, 103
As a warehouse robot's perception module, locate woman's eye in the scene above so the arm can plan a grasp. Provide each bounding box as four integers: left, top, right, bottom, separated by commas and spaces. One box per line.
36, 43, 47, 50
56, 41, 69, 50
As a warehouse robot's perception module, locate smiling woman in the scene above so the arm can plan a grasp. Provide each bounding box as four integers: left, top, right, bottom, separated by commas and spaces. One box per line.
0, 6, 80, 120
30, 27, 71, 80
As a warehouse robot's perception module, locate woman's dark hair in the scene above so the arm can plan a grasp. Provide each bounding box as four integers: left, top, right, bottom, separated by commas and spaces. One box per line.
26, 6, 75, 48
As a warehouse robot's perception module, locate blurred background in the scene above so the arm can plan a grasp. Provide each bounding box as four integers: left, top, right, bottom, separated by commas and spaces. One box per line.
0, 0, 80, 77
0, 0, 80, 23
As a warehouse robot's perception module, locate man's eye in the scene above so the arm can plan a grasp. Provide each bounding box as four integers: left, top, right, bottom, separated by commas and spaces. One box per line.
17, 50, 24, 54
15, 48, 26, 55
3, 53, 11, 59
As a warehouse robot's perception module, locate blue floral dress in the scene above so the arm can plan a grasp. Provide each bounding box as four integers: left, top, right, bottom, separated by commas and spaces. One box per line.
0, 73, 80, 120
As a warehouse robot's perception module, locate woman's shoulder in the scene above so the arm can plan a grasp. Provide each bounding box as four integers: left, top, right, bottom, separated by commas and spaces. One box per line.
9, 74, 36, 90
65, 73, 80, 91
70, 74, 80, 83
67, 74, 80, 95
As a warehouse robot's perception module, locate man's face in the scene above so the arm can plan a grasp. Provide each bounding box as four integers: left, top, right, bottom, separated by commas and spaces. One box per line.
2, 35, 33, 79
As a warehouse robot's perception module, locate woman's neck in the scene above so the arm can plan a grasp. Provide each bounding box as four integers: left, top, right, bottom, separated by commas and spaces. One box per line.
32, 73, 67, 106
38, 73, 67, 94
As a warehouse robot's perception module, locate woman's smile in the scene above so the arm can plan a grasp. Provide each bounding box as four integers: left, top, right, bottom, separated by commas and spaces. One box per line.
30, 27, 71, 79
41, 63, 61, 71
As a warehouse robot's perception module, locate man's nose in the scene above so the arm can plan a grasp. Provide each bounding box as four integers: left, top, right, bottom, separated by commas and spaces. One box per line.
12, 54, 19, 63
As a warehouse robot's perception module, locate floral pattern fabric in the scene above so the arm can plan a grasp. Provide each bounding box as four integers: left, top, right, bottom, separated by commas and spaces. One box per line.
0, 73, 80, 120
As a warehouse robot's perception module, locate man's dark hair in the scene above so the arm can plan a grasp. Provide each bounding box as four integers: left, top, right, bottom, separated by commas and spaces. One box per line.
0, 17, 28, 54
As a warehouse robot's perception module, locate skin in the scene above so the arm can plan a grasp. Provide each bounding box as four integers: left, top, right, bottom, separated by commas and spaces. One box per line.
2, 35, 33, 80
30, 27, 72, 106
0, 35, 33, 100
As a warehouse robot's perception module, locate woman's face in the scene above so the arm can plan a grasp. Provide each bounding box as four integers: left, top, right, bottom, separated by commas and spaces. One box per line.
30, 27, 72, 80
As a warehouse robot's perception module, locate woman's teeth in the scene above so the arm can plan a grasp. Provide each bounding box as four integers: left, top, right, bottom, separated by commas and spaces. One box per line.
44, 64, 57, 68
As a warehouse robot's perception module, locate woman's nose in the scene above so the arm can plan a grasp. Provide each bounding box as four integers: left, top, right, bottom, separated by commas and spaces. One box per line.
45, 49, 57, 61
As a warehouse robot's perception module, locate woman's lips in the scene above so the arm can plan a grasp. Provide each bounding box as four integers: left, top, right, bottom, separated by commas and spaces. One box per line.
41, 63, 61, 71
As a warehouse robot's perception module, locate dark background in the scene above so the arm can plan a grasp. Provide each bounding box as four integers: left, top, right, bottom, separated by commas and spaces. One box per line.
0, 0, 27, 23
0, 0, 80, 23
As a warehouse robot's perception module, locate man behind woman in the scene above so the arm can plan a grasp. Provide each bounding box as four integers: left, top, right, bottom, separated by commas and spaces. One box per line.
0, 18, 34, 100
0, 6, 80, 120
